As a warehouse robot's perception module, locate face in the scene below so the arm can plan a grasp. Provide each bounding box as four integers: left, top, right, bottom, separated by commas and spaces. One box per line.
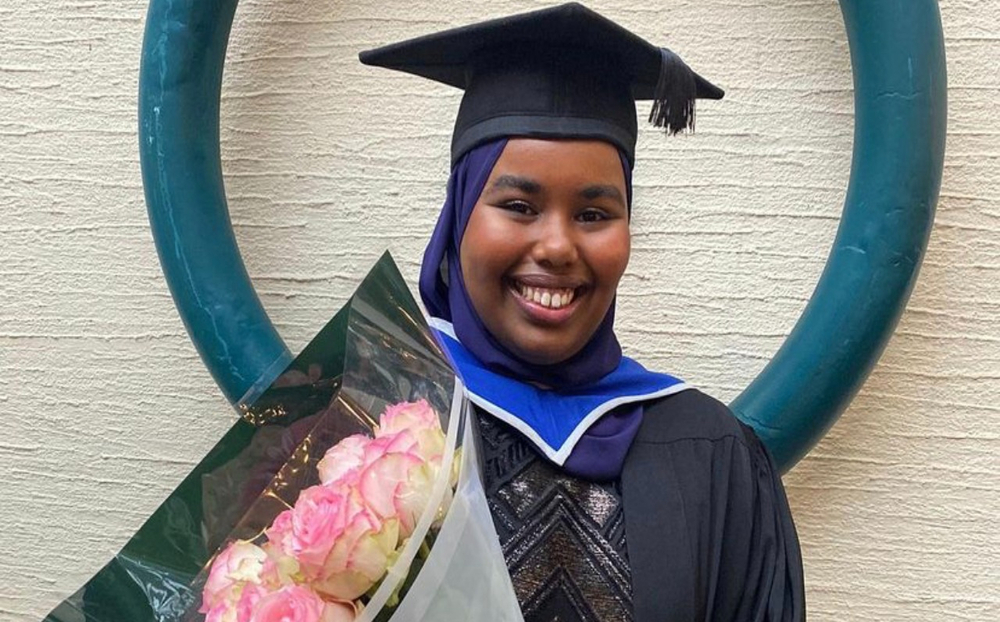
459, 138, 631, 365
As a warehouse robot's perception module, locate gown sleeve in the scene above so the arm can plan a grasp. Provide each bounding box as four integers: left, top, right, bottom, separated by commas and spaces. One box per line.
702, 419, 805, 622
622, 390, 805, 622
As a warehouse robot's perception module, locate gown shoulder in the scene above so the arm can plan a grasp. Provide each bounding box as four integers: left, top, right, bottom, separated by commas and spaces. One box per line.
640, 388, 756, 446
622, 389, 806, 622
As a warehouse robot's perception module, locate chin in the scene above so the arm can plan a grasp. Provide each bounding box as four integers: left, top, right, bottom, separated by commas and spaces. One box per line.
508, 335, 583, 367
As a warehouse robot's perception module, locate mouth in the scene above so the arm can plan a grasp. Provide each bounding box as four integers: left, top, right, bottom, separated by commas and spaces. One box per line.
506, 277, 587, 323
513, 281, 577, 309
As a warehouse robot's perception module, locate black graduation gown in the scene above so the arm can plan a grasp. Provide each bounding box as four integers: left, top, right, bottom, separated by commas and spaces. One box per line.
622, 389, 805, 622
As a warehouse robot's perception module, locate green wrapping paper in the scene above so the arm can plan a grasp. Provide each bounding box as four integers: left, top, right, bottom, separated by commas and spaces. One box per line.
45, 253, 456, 622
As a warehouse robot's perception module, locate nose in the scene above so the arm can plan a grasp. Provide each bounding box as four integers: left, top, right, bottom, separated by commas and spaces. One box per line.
530, 212, 579, 268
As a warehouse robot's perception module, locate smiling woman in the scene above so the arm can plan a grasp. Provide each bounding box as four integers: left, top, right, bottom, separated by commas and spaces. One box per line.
371, 4, 805, 621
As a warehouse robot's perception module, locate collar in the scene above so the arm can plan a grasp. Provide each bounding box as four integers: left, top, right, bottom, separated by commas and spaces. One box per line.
429, 318, 690, 464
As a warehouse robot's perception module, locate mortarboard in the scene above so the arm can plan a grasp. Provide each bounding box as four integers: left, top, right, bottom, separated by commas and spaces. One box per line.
360, 2, 723, 165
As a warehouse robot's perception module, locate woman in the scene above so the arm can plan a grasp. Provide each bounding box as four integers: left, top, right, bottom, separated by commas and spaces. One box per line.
363, 4, 805, 621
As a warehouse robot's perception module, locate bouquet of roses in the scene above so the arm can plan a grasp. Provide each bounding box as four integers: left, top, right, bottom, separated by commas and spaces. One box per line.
45, 255, 522, 622
199, 399, 456, 622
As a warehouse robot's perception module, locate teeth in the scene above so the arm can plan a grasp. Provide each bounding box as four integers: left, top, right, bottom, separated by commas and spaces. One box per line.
515, 283, 576, 309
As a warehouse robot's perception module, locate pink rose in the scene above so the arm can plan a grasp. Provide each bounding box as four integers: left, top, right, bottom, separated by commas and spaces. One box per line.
317, 434, 369, 486
377, 400, 446, 462
265, 510, 294, 554
249, 585, 356, 622
317, 428, 435, 538
279, 484, 399, 600
286, 486, 357, 570
309, 489, 400, 600
377, 403, 456, 530
200, 541, 268, 615
356, 432, 433, 536
262, 510, 301, 587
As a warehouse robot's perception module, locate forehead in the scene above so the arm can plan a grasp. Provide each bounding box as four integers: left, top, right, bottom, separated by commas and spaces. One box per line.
487, 138, 627, 189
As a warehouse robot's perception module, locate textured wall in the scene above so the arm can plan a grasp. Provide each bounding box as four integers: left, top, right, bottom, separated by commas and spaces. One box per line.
1, 0, 997, 619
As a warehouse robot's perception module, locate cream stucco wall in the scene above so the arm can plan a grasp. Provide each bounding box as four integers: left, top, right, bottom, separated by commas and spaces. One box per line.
1, 0, 997, 620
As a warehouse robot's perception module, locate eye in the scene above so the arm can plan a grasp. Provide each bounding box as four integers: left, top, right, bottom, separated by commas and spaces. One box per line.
498, 200, 536, 216
577, 208, 611, 223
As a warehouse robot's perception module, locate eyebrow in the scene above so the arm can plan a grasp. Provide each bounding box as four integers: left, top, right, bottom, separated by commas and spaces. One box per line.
490, 175, 624, 202
488, 174, 542, 194
580, 184, 625, 204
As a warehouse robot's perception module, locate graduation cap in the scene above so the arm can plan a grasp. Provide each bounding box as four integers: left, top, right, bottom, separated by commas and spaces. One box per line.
360, 2, 723, 166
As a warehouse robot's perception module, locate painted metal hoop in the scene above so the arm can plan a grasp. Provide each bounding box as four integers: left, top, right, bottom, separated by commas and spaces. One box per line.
138, 0, 946, 471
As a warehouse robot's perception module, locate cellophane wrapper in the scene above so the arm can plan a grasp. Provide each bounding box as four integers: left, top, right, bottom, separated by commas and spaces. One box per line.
44, 253, 522, 622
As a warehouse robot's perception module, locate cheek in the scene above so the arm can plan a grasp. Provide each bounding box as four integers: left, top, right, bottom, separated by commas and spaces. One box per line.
459, 210, 516, 293
590, 227, 631, 286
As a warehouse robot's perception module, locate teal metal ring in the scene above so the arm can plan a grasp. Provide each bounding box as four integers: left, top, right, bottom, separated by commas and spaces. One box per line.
138, 0, 946, 471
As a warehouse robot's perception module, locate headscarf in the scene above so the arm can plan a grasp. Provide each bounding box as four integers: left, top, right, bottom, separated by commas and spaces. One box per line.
419, 138, 674, 481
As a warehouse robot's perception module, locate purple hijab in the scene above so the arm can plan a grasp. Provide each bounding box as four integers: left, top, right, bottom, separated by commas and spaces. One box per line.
419, 138, 643, 480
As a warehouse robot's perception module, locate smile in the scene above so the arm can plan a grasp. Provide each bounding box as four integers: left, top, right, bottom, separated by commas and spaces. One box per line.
512, 281, 577, 310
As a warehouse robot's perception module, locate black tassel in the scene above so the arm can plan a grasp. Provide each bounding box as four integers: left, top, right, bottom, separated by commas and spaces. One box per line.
648, 48, 697, 135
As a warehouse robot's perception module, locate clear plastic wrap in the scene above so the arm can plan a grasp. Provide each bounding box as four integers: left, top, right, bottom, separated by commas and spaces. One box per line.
45, 253, 520, 622
386, 399, 523, 622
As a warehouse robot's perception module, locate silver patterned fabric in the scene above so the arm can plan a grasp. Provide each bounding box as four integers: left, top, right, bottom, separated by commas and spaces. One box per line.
475, 412, 633, 622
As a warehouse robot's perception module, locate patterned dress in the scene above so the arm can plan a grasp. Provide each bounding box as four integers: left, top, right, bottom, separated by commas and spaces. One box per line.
476, 413, 633, 622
